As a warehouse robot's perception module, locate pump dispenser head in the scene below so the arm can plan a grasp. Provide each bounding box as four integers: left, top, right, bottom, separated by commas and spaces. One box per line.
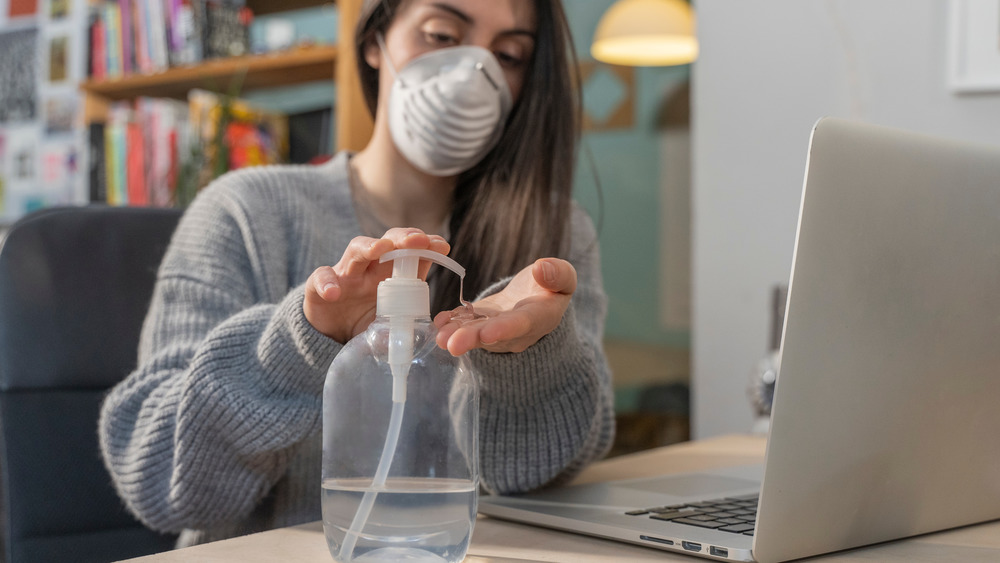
377, 249, 466, 318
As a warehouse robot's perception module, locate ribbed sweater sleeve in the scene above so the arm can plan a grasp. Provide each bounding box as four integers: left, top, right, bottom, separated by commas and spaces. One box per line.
473, 205, 615, 494
99, 168, 342, 534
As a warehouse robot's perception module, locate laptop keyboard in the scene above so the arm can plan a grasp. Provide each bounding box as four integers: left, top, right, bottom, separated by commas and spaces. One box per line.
624, 493, 758, 536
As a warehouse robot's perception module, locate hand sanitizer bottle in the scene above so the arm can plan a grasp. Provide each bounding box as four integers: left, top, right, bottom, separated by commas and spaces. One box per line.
322, 250, 479, 563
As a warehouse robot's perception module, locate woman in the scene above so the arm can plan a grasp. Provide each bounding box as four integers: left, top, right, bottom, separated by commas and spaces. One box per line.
99, 0, 614, 547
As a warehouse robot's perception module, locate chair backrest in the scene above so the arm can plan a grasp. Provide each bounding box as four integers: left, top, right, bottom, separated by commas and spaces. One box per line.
0, 205, 183, 563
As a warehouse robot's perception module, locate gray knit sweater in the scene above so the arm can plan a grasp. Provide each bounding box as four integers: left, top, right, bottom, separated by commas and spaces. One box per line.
98, 152, 614, 547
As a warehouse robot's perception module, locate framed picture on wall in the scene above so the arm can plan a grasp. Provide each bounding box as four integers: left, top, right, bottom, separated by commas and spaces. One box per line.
948, 0, 1000, 93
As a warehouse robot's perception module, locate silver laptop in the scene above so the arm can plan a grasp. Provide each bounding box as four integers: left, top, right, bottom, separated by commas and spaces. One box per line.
478, 117, 1000, 562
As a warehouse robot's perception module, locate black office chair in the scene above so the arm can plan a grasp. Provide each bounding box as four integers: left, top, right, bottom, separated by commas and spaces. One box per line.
0, 205, 183, 563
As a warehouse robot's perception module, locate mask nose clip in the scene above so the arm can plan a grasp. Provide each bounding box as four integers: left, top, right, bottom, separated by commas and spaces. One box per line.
476, 62, 501, 91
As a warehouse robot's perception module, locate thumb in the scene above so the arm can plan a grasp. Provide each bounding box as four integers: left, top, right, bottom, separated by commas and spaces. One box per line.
532, 258, 577, 295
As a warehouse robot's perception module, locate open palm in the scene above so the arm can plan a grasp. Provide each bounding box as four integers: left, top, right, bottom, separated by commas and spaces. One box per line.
434, 258, 577, 355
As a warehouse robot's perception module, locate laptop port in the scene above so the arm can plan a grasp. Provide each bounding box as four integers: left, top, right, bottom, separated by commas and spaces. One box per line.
710, 546, 729, 557
681, 541, 702, 552
639, 534, 673, 545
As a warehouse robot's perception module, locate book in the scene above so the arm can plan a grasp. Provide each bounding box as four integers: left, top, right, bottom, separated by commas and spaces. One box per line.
118, 0, 133, 75
125, 118, 147, 205
132, 0, 151, 73
88, 7, 107, 80
103, 1, 123, 78
146, 0, 170, 71
171, 0, 204, 65
88, 122, 107, 203
204, 0, 249, 59
104, 110, 121, 205
166, 0, 180, 54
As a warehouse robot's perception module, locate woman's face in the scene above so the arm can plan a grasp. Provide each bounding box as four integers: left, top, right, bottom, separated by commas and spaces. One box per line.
367, 0, 538, 103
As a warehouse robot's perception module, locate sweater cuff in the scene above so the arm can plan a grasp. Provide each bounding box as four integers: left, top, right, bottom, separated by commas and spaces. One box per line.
469, 306, 596, 407
258, 285, 341, 396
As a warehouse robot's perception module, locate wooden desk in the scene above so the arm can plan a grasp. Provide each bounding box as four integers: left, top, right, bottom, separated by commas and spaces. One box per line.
121, 435, 1000, 562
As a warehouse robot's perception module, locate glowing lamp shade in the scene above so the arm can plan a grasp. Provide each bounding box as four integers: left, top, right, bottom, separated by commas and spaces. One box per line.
591, 0, 698, 66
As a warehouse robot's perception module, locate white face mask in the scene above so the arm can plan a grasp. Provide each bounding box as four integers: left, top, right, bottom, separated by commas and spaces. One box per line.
378, 35, 513, 177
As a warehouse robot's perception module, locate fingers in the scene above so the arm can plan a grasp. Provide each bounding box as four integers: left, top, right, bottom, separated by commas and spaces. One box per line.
380, 229, 451, 279
478, 313, 531, 347
304, 266, 355, 342
433, 310, 455, 328
381, 228, 451, 257
531, 258, 577, 295
337, 229, 451, 277
309, 266, 341, 302
437, 312, 533, 356
338, 236, 392, 277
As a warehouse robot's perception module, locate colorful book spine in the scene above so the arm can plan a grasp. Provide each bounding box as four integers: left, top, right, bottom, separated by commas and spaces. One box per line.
167, 127, 179, 206
118, 0, 134, 75
132, 0, 151, 74
126, 119, 148, 205
90, 10, 107, 79
147, 0, 170, 71
104, 120, 119, 205
114, 120, 128, 205
167, 0, 183, 55
174, 0, 203, 65
140, 98, 170, 207
106, 1, 125, 78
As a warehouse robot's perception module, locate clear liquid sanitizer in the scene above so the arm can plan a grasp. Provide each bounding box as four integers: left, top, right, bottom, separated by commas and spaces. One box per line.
322, 249, 479, 563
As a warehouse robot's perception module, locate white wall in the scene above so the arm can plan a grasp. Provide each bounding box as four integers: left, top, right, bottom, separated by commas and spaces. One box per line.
691, 0, 1000, 438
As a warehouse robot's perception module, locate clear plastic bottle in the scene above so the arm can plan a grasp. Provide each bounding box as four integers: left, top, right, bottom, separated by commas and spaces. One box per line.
322, 249, 479, 563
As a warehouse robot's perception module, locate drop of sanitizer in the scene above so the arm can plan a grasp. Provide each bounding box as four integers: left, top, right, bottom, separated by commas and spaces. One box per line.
449, 277, 487, 323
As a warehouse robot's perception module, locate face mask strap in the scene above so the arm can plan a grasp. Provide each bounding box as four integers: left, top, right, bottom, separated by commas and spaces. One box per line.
375, 33, 404, 86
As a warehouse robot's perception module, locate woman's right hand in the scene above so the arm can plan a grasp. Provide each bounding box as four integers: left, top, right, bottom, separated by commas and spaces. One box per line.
304, 228, 450, 344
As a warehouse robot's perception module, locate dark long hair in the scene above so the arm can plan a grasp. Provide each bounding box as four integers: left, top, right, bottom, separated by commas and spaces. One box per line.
355, 0, 580, 312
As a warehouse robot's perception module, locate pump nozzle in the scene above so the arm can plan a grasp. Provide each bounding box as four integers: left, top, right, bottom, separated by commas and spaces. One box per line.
380, 249, 465, 279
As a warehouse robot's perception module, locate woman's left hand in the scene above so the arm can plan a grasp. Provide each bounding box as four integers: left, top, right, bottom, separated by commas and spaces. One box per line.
434, 258, 577, 355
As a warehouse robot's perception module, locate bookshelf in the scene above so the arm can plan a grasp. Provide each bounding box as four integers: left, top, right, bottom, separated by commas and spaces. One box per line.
79, 0, 373, 152
80, 45, 338, 102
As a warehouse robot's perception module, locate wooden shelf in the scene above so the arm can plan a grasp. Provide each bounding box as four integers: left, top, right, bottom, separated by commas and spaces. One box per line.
79, 45, 338, 102
249, 0, 333, 16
